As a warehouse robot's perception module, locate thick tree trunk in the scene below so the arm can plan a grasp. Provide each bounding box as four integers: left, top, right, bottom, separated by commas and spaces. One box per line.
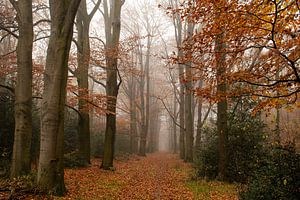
37, 0, 80, 195
10, 0, 33, 178
101, 0, 122, 170
76, 0, 91, 165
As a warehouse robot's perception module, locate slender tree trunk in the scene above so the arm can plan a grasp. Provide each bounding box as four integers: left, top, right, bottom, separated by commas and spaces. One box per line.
195, 80, 203, 161
275, 71, 281, 143
275, 108, 280, 142
139, 34, 151, 156
216, 33, 228, 181
101, 0, 122, 169
184, 70, 193, 162
129, 76, 138, 153
10, 0, 33, 178
174, 6, 185, 159
173, 95, 177, 153
139, 74, 146, 156
184, 23, 194, 162
178, 62, 185, 159
37, 0, 80, 195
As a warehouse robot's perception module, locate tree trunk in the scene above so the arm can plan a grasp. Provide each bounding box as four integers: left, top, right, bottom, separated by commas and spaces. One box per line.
37, 0, 80, 195
195, 80, 203, 161
129, 76, 138, 154
172, 1, 185, 159
76, 0, 91, 165
101, 0, 122, 170
184, 23, 194, 162
184, 69, 193, 162
10, 0, 33, 178
173, 95, 177, 153
139, 33, 151, 156
216, 33, 228, 181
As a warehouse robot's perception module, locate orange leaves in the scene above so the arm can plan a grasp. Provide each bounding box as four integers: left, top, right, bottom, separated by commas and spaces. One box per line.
0, 153, 239, 199
54, 153, 194, 200
167, 0, 300, 110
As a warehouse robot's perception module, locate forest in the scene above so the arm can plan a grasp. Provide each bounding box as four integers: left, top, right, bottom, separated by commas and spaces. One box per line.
0, 0, 299, 199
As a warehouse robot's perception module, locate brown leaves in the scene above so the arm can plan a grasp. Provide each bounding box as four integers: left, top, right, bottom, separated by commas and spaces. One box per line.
58, 153, 194, 200
0, 153, 239, 199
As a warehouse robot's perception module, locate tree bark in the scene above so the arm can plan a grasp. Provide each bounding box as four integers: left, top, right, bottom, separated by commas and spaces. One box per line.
216, 33, 228, 181
37, 0, 81, 195
75, 0, 101, 165
184, 23, 194, 162
101, 0, 122, 170
129, 74, 138, 154
10, 0, 33, 178
173, 94, 177, 153
139, 34, 151, 156
195, 80, 203, 161
178, 62, 185, 159
171, 0, 185, 159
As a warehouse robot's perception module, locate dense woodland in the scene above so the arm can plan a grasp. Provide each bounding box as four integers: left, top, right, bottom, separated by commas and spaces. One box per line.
0, 0, 299, 199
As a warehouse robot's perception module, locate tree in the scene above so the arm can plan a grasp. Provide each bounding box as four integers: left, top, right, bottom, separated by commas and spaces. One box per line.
184, 21, 194, 162
75, 0, 101, 165
9, 0, 33, 178
37, 0, 81, 195
168, 0, 186, 159
101, 0, 123, 170
139, 31, 151, 156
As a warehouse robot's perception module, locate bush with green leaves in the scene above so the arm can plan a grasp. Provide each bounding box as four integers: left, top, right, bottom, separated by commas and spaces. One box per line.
195, 110, 266, 183
239, 143, 300, 200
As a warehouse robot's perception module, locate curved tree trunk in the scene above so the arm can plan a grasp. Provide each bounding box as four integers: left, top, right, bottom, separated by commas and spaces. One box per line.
37, 0, 80, 195
10, 0, 33, 178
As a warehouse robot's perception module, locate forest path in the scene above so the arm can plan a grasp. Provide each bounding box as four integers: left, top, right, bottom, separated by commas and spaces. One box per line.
61, 152, 194, 200
0, 152, 238, 199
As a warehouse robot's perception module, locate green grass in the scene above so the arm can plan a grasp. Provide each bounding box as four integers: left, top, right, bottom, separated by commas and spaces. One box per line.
187, 180, 238, 200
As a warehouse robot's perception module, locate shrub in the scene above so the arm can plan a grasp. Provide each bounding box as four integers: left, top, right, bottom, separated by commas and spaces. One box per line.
194, 126, 218, 179
195, 111, 266, 183
239, 143, 300, 200
64, 151, 88, 168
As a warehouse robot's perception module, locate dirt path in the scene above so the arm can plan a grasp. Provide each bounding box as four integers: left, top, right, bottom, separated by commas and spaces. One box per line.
116, 153, 193, 199
62, 152, 193, 200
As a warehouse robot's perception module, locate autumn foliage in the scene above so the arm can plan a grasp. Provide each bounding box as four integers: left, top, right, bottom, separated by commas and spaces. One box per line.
171, 0, 300, 110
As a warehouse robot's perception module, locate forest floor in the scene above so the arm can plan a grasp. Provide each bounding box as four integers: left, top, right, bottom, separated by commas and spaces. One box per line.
0, 153, 238, 199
